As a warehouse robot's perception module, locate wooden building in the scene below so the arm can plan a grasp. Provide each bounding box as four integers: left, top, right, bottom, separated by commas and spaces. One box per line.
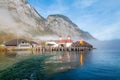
72, 40, 93, 48
4, 39, 38, 50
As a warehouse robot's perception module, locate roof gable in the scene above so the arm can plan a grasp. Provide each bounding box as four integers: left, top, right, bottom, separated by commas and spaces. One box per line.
5, 39, 30, 46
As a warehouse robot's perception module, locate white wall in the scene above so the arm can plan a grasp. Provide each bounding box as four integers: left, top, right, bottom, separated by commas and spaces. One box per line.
66, 43, 72, 47
17, 43, 32, 49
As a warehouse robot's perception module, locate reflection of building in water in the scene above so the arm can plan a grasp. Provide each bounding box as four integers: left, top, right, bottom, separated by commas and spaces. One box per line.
0, 51, 17, 59
59, 52, 84, 68
5, 52, 17, 58
16, 51, 33, 56
80, 53, 83, 65
44, 52, 86, 74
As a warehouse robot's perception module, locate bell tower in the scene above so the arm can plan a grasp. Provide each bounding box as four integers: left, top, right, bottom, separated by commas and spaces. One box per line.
59, 36, 62, 41
67, 36, 71, 40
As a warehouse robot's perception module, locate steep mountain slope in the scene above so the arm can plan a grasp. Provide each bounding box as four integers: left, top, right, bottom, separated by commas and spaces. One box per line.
0, 0, 46, 37
0, 0, 96, 42
46, 14, 95, 40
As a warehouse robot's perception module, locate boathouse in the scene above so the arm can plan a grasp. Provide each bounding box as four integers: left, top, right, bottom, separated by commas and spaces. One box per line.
72, 40, 93, 48
4, 39, 38, 50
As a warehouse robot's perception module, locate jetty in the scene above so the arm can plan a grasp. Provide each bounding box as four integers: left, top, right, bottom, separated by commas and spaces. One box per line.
34, 46, 93, 52
34, 40, 93, 52
0, 36, 94, 52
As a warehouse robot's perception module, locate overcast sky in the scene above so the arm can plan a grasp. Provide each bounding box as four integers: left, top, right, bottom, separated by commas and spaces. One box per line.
28, 0, 120, 40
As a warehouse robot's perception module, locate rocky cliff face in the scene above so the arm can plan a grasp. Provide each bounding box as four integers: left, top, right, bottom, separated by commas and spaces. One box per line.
46, 14, 95, 40
0, 0, 46, 37
0, 0, 96, 41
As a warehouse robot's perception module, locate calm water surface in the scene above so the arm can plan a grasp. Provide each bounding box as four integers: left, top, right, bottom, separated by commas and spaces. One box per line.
0, 48, 120, 80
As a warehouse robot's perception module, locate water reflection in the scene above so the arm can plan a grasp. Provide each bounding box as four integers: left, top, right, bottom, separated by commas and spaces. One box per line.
80, 53, 83, 65
0, 51, 91, 80
1, 48, 120, 79
0, 51, 41, 71
44, 51, 89, 74
5, 52, 17, 57
51, 49, 120, 80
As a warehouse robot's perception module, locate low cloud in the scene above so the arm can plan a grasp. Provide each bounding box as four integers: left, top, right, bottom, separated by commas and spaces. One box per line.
28, 0, 120, 40
73, 0, 97, 9
93, 23, 120, 40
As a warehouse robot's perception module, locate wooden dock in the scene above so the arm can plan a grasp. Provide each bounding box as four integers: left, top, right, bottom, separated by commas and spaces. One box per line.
0, 46, 93, 53
34, 46, 93, 52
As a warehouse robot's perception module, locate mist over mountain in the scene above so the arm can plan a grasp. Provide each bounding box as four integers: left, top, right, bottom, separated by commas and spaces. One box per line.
90, 39, 120, 49
46, 14, 95, 40
0, 0, 96, 43
0, 0, 45, 36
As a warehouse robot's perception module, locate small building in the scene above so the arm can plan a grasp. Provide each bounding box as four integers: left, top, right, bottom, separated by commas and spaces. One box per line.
4, 39, 38, 50
72, 40, 93, 48
29, 41, 38, 47
45, 41, 58, 47
58, 36, 73, 47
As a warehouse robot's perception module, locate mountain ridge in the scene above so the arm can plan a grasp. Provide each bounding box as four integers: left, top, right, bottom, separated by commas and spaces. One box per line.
46, 14, 95, 40
0, 0, 96, 43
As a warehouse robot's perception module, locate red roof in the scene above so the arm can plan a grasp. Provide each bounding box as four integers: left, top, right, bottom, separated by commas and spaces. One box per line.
58, 39, 73, 43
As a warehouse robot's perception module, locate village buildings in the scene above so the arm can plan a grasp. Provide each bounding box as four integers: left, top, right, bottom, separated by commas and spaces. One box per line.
4, 39, 38, 50
0, 36, 93, 51
58, 36, 73, 47
45, 36, 73, 48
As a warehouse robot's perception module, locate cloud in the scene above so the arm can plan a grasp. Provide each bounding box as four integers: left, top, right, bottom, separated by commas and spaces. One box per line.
44, 4, 68, 17
71, 0, 120, 40
93, 23, 120, 40
73, 0, 97, 9
32, 0, 69, 18
28, 0, 120, 40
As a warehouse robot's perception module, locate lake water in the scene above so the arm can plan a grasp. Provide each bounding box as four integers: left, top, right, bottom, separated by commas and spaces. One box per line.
0, 48, 120, 80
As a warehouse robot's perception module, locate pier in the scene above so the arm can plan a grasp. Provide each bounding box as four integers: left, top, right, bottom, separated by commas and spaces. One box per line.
34, 46, 93, 53
1, 38, 94, 53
